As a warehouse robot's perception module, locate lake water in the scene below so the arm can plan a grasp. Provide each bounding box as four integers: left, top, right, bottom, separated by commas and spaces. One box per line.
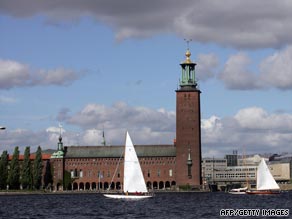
0, 191, 291, 218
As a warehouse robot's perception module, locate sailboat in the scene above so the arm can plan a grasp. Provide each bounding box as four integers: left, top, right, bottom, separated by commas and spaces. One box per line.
103, 131, 153, 199
229, 186, 248, 194
246, 158, 280, 195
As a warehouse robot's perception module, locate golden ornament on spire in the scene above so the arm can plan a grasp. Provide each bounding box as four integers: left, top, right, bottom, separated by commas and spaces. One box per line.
183, 38, 194, 64
184, 49, 192, 64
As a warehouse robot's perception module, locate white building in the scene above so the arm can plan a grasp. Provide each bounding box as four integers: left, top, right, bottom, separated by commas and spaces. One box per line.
202, 154, 290, 189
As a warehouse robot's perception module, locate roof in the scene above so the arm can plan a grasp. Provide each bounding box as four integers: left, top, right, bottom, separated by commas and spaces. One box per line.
8, 154, 51, 161
65, 145, 176, 158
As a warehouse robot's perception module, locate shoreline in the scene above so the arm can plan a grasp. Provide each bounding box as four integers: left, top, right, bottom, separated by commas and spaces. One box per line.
2, 188, 291, 196
0, 189, 210, 196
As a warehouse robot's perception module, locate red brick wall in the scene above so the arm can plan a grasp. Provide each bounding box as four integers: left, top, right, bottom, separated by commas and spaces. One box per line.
51, 158, 64, 189
62, 156, 176, 190
176, 89, 202, 187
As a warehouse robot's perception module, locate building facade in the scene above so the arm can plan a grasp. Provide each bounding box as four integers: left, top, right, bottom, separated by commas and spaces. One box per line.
175, 48, 202, 187
51, 49, 202, 191
202, 155, 291, 191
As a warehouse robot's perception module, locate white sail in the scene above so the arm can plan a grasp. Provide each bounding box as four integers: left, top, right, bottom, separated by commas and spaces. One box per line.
123, 132, 148, 193
256, 158, 280, 190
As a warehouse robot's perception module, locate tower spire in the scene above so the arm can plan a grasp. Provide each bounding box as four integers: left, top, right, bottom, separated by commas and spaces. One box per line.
51, 123, 64, 158
58, 123, 63, 151
101, 128, 106, 146
176, 44, 202, 187
184, 38, 192, 50
59, 123, 63, 137
179, 40, 197, 89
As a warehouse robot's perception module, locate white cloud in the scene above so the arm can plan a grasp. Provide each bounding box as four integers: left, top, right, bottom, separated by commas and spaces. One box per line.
0, 59, 30, 89
1, 105, 292, 158
59, 101, 176, 145
173, 0, 292, 49
0, 129, 46, 153
58, 102, 292, 157
201, 115, 223, 143
32, 68, 84, 86
0, 59, 85, 89
196, 53, 219, 81
219, 53, 260, 90
259, 46, 292, 90
201, 107, 292, 157
66, 101, 175, 131
82, 129, 102, 146
1, 0, 292, 48
216, 46, 292, 90
46, 126, 66, 134
234, 107, 292, 131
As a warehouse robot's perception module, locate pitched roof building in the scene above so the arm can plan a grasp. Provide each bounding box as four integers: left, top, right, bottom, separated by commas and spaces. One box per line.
51, 48, 202, 191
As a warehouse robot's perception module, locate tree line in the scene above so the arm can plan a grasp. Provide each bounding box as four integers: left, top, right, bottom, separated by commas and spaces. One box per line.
0, 146, 53, 190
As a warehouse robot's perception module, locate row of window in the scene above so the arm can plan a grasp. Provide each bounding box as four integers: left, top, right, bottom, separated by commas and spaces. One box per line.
67, 157, 175, 162
65, 160, 176, 166
204, 160, 226, 163
70, 169, 174, 178
215, 173, 256, 179
232, 168, 256, 171
203, 168, 256, 172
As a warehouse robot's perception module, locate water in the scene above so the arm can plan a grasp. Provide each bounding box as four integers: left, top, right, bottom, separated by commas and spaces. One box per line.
0, 192, 291, 219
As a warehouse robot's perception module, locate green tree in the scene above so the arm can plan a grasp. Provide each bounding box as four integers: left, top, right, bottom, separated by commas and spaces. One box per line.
8, 146, 20, 190
64, 170, 75, 190
44, 160, 53, 189
33, 146, 43, 189
21, 146, 32, 190
0, 150, 9, 190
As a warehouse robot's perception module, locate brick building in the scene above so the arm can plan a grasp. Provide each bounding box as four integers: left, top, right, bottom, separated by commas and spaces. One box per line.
51, 49, 202, 191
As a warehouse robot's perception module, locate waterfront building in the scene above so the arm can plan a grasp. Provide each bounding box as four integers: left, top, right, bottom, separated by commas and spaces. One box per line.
50, 48, 202, 191
175, 47, 202, 187
202, 155, 291, 190
268, 154, 292, 183
201, 158, 227, 186
225, 150, 238, 167
268, 162, 290, 182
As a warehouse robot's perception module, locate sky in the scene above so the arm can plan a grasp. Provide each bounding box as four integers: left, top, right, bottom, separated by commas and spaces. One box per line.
0, 0, 292, 158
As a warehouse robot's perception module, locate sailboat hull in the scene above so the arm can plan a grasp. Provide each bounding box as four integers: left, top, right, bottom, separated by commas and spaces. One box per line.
229, 187, 247, 194
229, 191, 247, 195
103, 194, 152, 199
246, 190, 280, 195
102, 132, 153, 200
246, 158, 281, 195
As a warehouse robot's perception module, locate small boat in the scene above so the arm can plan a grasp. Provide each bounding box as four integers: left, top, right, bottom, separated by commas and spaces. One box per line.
229, 187, 247, 194
246, 158, 280, 195
103, 192, 152, 200
103, 131, 153, 199
246, 190, 280, 195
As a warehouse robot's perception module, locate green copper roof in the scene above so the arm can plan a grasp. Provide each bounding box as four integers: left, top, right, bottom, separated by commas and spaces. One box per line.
64, 145, 176, 158
179, 49, 197, 88
51, 150, 64, 158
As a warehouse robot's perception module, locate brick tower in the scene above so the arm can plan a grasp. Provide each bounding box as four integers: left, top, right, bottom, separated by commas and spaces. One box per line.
175, 48, 202, 188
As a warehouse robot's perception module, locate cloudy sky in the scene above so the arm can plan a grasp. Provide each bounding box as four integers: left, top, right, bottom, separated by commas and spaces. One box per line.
0, 0, 292, 157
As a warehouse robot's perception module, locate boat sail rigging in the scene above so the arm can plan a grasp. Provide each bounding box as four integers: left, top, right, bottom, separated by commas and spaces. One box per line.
123, 132, 148, 194
246, 158, 280, 195
103, 131, 153, 199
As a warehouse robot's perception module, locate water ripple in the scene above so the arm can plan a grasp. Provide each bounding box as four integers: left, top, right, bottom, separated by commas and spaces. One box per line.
0, 192, 291, 219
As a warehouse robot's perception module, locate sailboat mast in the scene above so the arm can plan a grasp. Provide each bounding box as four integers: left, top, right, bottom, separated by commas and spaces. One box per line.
123, 131, 127, 192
